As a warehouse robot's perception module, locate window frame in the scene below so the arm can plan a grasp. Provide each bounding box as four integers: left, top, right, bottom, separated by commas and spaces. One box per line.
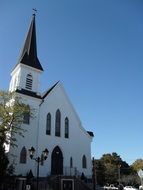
46, 113, 51, 135
25, 73, 33, 90
65, 117, 69, 138
82, 155, 87, 169
55, 109, 61, 137
70, 157, 73, 168
20, 146, 27, 164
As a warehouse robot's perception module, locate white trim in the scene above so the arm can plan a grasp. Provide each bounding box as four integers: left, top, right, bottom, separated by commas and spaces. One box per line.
11, 63, 43, 76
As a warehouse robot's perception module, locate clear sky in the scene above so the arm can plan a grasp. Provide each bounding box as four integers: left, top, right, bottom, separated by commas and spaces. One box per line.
0, 0, 143, 165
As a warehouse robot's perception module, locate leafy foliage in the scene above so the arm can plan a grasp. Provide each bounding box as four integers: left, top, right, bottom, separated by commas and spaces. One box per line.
0, 91, 31, 147
94, 152, 134, 186
94, 159, 105, 185
121, 174, 140, 187
132, 159, 143, 172
0, 90, 33, 176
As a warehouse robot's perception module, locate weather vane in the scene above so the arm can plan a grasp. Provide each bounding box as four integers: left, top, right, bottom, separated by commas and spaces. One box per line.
32, 8, 37, 16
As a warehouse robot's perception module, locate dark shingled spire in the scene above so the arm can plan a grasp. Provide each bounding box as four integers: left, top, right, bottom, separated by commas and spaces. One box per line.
17, 14, 43, 71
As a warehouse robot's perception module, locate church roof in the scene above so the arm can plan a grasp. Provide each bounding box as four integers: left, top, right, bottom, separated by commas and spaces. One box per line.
16, 88, 42, 99
87, 131, 94, 137
15, 14, 43, 71
42, 81, 59, 99
15, 82, 59, 99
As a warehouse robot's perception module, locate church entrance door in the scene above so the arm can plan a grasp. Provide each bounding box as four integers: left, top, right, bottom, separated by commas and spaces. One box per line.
51, 146, 63, 175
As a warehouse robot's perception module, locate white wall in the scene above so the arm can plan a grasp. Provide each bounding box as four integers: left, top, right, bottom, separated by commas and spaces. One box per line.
9, 64, 42, 93
8, 94, 42, 176
38, 83, 92, 177
8, 83, 93, 178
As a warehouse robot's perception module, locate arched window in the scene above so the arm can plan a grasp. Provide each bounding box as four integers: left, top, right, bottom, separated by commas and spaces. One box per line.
55, 109, 61, 137
25, 73, 33, 90
20, 146, 27, 164
23, 105, 30, 124
70, 157, 73, 168
82, 155, 87, 168
46, 113, 51, 135
65, 117, 69, 138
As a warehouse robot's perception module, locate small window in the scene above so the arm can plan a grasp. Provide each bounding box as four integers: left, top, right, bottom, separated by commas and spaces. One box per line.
23, 105, 30, 124
20, 146, 27, 164
55, 109, 61, 137
46, 113, 51, 135
25, 73, 33, 90
65, 117, 69, 138
70, 157, 73, 168
82, 155, 87, 169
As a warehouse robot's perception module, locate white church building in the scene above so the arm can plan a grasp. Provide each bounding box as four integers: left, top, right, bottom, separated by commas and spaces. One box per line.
8, 14, 94, 178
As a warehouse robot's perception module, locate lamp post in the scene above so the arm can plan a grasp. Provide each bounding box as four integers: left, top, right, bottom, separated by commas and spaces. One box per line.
28, 146, 49, 190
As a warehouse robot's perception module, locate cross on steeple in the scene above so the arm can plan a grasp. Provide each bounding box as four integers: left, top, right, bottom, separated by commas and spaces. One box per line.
32, 8, 37, 16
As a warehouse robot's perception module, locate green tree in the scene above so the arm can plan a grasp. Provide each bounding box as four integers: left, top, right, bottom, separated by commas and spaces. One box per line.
94, 152, 133, 185
132, 159, 143, 172
121, 174, 140, 187
100, 153, 122, 185
0, 91, 31, 147
0, 90, 32, 176
94, 159, 105, 185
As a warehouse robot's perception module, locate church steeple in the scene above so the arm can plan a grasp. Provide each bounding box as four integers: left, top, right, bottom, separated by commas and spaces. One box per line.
9, 14, 43, 94
18, 14, 43, 71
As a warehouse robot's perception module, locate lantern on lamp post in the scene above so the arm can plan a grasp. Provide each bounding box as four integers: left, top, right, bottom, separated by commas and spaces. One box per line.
28, 146, 49, 190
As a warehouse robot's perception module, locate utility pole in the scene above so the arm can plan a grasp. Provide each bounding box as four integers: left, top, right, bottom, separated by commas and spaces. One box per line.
92, 157, 96, 190
118, 165, 121, 185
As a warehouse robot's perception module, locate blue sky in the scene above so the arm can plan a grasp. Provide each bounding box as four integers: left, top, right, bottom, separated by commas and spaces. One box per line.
0, 0, 143, 165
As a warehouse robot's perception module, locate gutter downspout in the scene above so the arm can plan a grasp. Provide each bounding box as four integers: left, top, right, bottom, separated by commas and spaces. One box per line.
35, 99, 44, 176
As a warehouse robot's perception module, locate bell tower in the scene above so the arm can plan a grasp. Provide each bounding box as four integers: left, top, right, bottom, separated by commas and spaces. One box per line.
9, 14, 43, 95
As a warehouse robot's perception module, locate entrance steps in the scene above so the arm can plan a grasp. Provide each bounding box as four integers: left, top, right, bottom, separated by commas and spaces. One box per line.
48, 175, 92, 190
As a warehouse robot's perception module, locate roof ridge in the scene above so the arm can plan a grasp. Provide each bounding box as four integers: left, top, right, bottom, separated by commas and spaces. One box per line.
42, 81, 59, 99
